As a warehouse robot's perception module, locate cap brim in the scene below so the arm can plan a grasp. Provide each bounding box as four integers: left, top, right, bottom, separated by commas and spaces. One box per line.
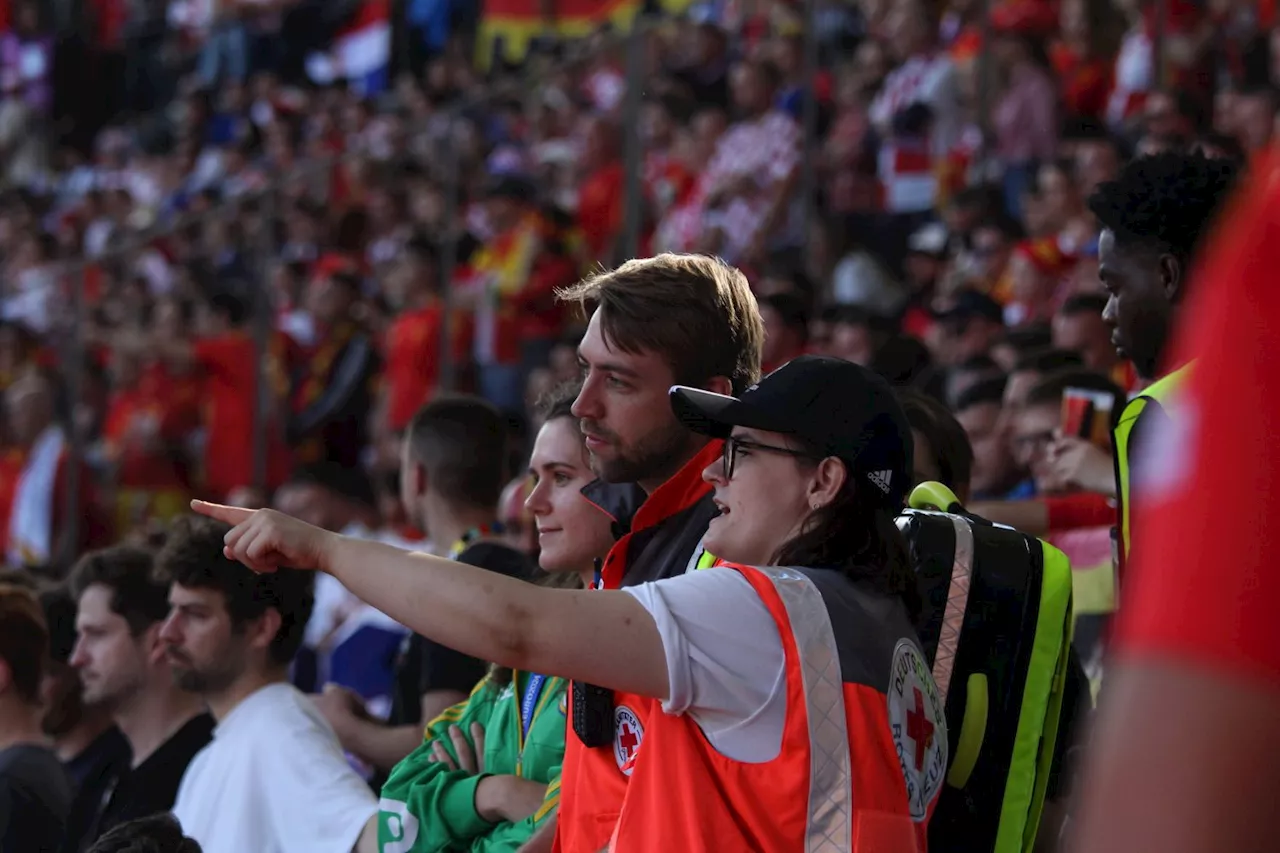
669, 386, 788, 438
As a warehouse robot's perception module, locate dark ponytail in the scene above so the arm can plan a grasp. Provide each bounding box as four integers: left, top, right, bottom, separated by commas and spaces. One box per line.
771, 450, 920, 620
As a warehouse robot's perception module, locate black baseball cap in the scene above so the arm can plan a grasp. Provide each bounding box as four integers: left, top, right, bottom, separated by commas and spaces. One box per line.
669, 355, 913, 508
931, 288, 1004, 326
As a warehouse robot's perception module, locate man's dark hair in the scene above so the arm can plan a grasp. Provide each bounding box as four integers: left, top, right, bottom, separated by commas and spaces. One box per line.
870, 334, 933, 387
405, 395, 509, 509
1025, 369, 1125, 426
68, 546, 168, 636
761, 292, 810, 341
404, 235, 440, 271
1087, 151, 1240, 263
155, 516, 314, 667
1013, 347, 1085, 376
87, 814, 202, 853
1058, 293, 1108, 318
996, 323, 1052, 355
897, 389, 973, 498
0, 585, 47, 704
557, 253, 764, 394
40, 585, 78, 665
954, 376, 1008, 413
208, 291, 249, 326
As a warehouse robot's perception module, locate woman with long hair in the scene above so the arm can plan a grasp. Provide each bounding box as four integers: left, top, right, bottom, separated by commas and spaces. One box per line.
374, 383, 614, 852
196, 356, 944, 852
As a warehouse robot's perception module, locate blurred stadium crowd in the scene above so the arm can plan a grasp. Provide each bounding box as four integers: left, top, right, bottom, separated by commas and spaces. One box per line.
0, 0, 1272, 849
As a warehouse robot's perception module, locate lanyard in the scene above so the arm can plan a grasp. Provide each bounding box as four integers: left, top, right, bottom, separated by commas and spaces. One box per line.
513, 670, 556, 776
447, 523, 504, 560
520, 673, 547, 739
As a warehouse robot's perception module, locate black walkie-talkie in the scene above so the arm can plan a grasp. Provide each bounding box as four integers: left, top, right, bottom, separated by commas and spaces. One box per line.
573, 559, 615, 747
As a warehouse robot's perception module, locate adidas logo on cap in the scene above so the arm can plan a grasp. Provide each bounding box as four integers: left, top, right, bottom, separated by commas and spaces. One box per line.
868, 470, 893, 494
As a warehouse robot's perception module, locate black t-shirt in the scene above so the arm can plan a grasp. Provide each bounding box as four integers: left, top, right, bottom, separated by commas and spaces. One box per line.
0, 744, 73, 853
388, 541, 534, 727
59, 713, 214, 853
62, 728, 128, 802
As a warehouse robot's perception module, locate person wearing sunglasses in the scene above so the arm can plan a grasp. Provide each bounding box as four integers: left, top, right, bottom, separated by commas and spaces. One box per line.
191, 356, 942, 853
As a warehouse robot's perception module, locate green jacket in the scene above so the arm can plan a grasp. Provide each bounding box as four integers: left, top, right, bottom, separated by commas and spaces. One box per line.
377, 671, 568, 853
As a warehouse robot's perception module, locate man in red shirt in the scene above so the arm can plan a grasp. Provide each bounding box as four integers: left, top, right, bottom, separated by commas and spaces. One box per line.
151, 292, 292, 500
576, 116, 624, 266
102, 347, 194, 531
1072, 155, 1280, 853
374, 237, 470, 446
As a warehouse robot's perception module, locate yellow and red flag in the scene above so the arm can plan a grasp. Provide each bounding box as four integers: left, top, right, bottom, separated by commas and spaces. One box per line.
478, 0, 697, 68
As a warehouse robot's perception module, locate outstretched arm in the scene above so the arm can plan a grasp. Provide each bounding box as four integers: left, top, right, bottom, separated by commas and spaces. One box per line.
194, 502, 669, 701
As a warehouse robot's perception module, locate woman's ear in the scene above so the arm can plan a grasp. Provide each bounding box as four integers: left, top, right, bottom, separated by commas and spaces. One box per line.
808, 457, 847, 510
703, 376, 733, 397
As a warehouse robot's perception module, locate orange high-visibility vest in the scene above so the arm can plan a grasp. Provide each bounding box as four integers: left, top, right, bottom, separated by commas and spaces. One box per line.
553, 442, 722, 853
589, 564, 945, 852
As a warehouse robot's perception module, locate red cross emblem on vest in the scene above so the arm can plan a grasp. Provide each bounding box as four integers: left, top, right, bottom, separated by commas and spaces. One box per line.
613, 705, 644, 775
618, 722, 639, 758
906, 686, 935, 771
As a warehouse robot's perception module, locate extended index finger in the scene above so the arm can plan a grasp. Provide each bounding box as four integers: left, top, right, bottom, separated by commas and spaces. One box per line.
191, 500, 255, 526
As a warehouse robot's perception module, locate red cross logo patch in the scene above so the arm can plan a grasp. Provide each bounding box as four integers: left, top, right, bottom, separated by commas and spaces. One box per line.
888, 639, 948, 821
613, 705, 644, 776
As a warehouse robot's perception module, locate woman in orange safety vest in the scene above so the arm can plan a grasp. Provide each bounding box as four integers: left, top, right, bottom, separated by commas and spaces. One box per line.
195, 356, 945, 852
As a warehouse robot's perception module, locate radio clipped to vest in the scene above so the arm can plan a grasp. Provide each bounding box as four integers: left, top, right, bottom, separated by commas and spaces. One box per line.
898, 482, 1076, 853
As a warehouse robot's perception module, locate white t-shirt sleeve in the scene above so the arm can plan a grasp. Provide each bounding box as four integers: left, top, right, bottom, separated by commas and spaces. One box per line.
263, 711, 377, 852
623, 567, 787, 763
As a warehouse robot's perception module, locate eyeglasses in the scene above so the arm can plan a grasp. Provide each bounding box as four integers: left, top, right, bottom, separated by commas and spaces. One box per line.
721, 436, 818, 480
1012, 430, 1056, 457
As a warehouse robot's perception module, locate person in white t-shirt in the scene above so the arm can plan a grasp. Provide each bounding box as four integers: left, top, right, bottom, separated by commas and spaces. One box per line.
155, 516, 377, 853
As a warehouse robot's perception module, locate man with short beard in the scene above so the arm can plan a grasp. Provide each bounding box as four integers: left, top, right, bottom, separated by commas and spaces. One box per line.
531, 253, 764, 853
38, 585, 127, 795
60, 546, 213, 852
155, 516, 376, 853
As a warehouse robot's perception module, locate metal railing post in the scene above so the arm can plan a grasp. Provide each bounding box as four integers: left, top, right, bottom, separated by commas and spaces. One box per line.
799, 0, 820, 236
436, 114, 460, 394
618, 14, 648, 264
251, 192, 277, 494
61, 265, 87, 567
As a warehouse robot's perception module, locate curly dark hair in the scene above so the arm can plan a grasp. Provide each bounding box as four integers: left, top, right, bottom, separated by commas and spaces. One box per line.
87, 814, 202, 853
1086, 151, 1240, 263
68, 546, 168, 636
154, 516, 314, 667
